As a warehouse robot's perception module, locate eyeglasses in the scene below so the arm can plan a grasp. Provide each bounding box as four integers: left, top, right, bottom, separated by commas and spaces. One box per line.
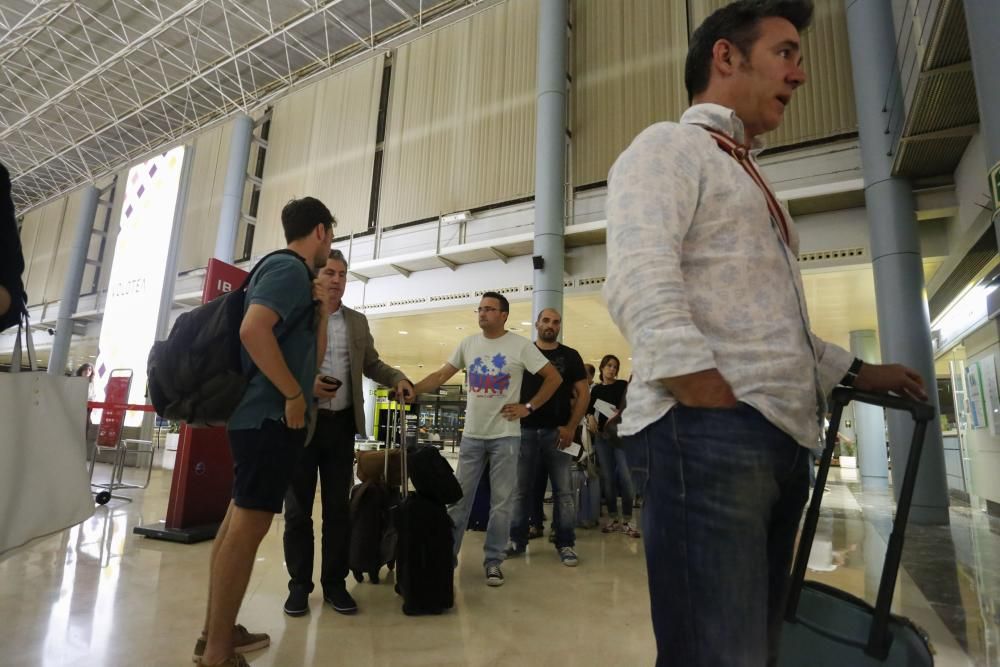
476, 307, 499, 314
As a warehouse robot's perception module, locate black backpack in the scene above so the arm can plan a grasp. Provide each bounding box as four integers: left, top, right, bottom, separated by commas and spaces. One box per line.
147, 249, 312, 426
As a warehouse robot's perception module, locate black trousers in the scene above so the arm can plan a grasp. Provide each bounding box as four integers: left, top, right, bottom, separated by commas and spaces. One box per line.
283, 408, 356, 595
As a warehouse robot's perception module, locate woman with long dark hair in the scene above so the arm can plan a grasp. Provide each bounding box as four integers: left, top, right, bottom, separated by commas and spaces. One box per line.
586, 354, 639, 537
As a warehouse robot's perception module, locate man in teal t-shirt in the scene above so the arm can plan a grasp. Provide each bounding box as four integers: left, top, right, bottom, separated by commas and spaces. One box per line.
414, 292, 562, 587
196, 197, 334, 667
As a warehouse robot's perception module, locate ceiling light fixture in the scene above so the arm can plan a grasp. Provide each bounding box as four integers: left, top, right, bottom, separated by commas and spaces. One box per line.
398, 330, 409, 335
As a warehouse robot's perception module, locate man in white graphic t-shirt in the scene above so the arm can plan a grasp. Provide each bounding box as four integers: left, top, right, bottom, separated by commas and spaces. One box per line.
414, 292, 562, 587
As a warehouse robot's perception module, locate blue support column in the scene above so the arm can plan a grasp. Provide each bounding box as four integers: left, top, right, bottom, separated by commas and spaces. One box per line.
845, 0, 949, 524
532, 0, 567, 321
214, 113, 254, 263
48, 185, 99, 376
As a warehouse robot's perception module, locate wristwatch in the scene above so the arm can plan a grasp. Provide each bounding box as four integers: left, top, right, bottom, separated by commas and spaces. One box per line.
840, 358, 864, 387
525, 402, 534, 413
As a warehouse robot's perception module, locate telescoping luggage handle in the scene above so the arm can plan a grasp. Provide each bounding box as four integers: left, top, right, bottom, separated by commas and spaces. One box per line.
385, 398, 409, 499
785, 387, 935, 660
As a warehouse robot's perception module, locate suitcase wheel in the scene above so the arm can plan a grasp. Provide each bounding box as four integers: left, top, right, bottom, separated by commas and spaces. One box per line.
352, 570, 364, 583
95, 491, 111, 505
370, 570, 380, 585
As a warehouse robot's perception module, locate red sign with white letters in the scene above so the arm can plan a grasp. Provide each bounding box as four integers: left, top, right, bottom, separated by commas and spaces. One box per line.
165, 258, 249, 531
202, 257, 248, 302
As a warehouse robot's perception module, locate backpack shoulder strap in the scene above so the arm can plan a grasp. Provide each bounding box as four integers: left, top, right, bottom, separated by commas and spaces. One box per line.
241, 248, 311, 291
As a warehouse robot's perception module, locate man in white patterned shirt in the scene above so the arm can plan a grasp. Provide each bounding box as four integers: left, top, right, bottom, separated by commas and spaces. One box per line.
604, 2, 927, 665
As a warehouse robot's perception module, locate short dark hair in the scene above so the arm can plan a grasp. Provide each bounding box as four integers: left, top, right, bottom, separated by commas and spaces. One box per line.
328, 248, 349, 270
481, 291, 509, 313
685, 0, 813, 102
281, 197, 335, 243
584, 363, 596, 377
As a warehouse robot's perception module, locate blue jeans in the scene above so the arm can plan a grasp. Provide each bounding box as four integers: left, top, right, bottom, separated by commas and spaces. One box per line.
632, 403, 809, 667
510, 427, 576, 549
447, 435, 520, 567
594, 433, 635, 520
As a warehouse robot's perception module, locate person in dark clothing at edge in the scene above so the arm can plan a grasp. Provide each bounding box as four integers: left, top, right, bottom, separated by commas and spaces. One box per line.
196, 197, 334, 667
0, 162, 26, 334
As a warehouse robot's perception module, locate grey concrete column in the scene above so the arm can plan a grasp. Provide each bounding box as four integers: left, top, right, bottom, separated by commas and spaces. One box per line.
962, 1, 1000, 245
845, 0, 950, 524
48, 185, 99, 376
213, 113, 254, 263
850, 330, 889, 487
532, 0, 567, 322
964, 0, 1000, 169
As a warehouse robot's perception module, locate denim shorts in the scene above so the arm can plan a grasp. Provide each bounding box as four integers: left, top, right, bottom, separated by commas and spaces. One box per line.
228, 418, 306, 513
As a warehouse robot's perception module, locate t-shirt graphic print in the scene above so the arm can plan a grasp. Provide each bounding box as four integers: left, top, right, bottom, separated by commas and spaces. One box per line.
469, 353, 514, 395
449, 332, 548, 439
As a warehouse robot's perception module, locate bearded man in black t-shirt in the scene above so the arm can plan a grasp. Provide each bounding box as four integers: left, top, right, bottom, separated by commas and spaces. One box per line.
507, 308, 590, 566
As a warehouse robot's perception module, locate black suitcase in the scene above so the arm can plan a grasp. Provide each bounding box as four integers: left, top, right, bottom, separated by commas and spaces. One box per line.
394, 491, 455, 615
779, 388, 935, 666
407, 444, 463, 505
387, 403, 456, 615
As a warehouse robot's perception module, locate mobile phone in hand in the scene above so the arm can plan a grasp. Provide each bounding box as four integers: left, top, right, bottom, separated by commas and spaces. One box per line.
320, 375, 342, 389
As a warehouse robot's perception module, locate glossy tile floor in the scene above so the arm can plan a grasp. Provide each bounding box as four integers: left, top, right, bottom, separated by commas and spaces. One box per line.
2, 461, 998, 666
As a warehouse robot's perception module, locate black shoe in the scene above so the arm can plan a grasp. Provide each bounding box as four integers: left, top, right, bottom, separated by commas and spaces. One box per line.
283, 589, 310, 617
324, 587, 358, 614
504, 542, 526, 557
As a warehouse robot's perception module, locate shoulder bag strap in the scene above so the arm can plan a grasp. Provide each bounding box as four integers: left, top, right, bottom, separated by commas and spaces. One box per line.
698, 126, 791, 247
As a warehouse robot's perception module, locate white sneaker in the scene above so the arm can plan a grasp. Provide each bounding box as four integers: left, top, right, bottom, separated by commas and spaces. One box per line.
559, 546, 579, 567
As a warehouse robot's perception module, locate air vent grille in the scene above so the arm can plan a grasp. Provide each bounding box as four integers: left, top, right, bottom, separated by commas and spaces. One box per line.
797, 247, 866, 263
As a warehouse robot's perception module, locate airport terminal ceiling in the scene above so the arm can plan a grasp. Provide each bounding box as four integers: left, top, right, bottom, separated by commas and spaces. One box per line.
0, 0, 507, 212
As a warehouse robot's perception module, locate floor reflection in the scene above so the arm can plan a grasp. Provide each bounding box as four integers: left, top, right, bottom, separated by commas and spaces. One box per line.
0, 464, 997, 665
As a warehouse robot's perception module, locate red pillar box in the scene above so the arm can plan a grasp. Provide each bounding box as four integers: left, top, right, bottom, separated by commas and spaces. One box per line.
134, 258, 248, 543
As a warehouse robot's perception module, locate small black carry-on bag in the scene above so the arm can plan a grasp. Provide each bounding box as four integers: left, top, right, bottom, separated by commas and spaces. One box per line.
779, 387, 936, 666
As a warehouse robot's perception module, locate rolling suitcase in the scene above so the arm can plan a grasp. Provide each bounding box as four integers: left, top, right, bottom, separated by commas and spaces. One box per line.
390, 402, 456, 615
347, 480, 395, 584
572, 464, 601, 528
349, 421, 404, 584
779, 388, 935, 666
394, 492, 455, 615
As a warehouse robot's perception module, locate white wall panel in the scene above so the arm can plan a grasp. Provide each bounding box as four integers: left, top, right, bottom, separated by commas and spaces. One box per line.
378, 0, 538, 228
255, 58, 382, 255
